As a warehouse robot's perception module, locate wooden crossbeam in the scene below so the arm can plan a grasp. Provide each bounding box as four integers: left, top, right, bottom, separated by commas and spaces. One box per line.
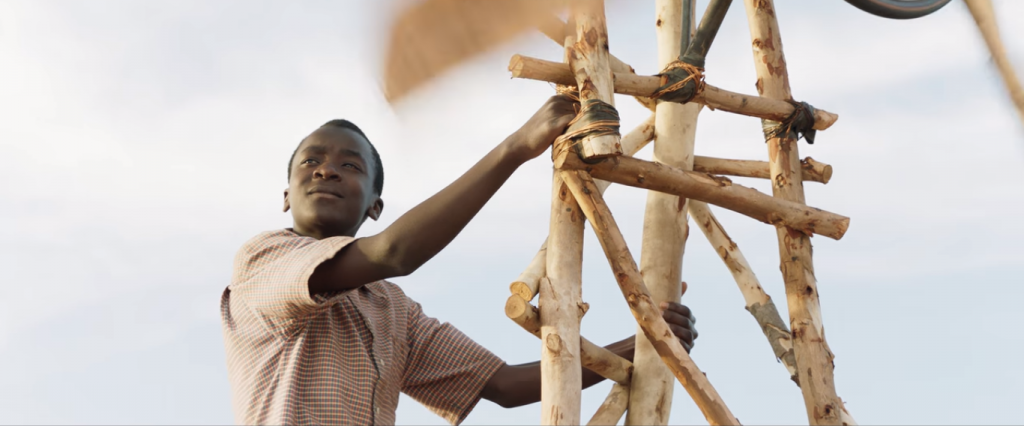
509, 55, 839, 130
559, 169, 738, 426
695, 155, 832, 184
555, 150, 850, 240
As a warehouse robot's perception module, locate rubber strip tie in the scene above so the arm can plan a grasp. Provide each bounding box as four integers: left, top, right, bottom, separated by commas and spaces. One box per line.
651, 60, 706, 104
763, 100, 817, 144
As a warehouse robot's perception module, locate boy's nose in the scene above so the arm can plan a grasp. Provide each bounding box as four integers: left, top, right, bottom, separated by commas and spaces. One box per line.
314, 164, 341, 180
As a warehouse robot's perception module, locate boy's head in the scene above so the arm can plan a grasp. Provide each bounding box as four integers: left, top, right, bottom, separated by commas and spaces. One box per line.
284, 120, 385, 239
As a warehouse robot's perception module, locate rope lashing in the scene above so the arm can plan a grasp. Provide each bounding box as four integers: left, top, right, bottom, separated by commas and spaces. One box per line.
651, 60, 706, 104
553, 87, 621, 162
762, 100, 817, 144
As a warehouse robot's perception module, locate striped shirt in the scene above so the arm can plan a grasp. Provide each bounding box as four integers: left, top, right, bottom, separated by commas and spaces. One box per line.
221, 229, 505, 425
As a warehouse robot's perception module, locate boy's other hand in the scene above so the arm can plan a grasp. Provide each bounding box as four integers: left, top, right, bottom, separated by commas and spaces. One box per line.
507, 95, 578, 162
660, 301, 697, 353
606, 282, 698, 364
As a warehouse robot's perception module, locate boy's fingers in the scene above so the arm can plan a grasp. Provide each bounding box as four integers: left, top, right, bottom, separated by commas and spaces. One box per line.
681, 281, 688, 297
662, 309, 694, 329
660, 302, 695, 322
663, 302, 692, 319
669, 325, 694, 346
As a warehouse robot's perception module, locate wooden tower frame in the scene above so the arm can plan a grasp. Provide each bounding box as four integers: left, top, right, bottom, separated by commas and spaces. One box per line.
504, 1, 855, 424
383, 0, 1022, 423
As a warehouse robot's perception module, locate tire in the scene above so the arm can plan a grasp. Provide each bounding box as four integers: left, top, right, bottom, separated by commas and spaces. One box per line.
843, 0, 953, 19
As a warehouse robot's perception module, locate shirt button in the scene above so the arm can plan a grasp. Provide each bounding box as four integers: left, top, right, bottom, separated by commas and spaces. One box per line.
374, 406, 380, 415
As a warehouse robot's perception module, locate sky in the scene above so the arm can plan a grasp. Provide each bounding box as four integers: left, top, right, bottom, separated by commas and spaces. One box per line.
0, 0, 1022, 425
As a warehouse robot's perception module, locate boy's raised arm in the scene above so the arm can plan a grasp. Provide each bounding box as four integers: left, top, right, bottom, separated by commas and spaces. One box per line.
309, 95, 577, 295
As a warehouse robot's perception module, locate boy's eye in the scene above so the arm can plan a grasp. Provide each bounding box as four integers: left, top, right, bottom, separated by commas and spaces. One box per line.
302, 159, 318, 165
343, 163, 361, 171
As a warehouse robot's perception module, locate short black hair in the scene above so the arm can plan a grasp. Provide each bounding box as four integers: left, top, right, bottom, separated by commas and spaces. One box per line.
288, 119, 384, 196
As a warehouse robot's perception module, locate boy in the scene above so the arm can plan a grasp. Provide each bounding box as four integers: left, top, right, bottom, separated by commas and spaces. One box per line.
220, 95, 698, 425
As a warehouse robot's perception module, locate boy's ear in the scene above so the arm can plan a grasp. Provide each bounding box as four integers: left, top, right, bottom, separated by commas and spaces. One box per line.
366, 198, 384, 221
283, 189, 291, 212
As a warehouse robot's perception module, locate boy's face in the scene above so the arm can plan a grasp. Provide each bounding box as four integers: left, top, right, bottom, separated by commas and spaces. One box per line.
284, 127, 383, 239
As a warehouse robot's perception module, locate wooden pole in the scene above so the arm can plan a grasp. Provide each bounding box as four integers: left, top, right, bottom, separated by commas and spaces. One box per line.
627, 1, 700, 424
567, 0, 623, 159
541, 167, 585, 425
743, 1, 854, 424
560, 169, 738, 426
587, 383, 631, 426
556, 152, 851, 240
679, 0, 733, 68
505, 293, 633, 385
536, 13, 658, 112
508, 55, 839, 130
511, 115, 657, 302
688, 201, 797, 382
694, 155, 832, 184
965, 0, 1024, 128
539, 30, 585, 426
510, 243, 547, 301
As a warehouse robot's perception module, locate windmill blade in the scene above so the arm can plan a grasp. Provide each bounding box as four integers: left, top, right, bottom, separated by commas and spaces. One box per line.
964, 0, 1024, 129
383, 0, 568, 103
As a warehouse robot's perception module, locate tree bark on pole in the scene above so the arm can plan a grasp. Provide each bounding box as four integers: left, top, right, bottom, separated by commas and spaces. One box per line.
742, 1, 854, 424
568, 0, 623, 159
626, 1, 699, 424
688, 200, 797, 382
539, 30, 585, 426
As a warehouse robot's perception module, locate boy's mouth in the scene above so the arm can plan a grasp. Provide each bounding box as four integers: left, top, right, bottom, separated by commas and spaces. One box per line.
308, 187, 343, 199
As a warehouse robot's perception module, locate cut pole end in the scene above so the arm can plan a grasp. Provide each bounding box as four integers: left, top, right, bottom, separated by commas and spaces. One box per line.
505, 294, 530, 318
508, 54, 525, 74
510, 281, 535, 301
821, 164, 834, 184
812, 109, 839, 130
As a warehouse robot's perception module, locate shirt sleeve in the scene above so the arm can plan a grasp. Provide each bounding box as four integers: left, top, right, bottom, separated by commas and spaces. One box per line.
228, 230, 355, 319
401, 300, 505, 426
